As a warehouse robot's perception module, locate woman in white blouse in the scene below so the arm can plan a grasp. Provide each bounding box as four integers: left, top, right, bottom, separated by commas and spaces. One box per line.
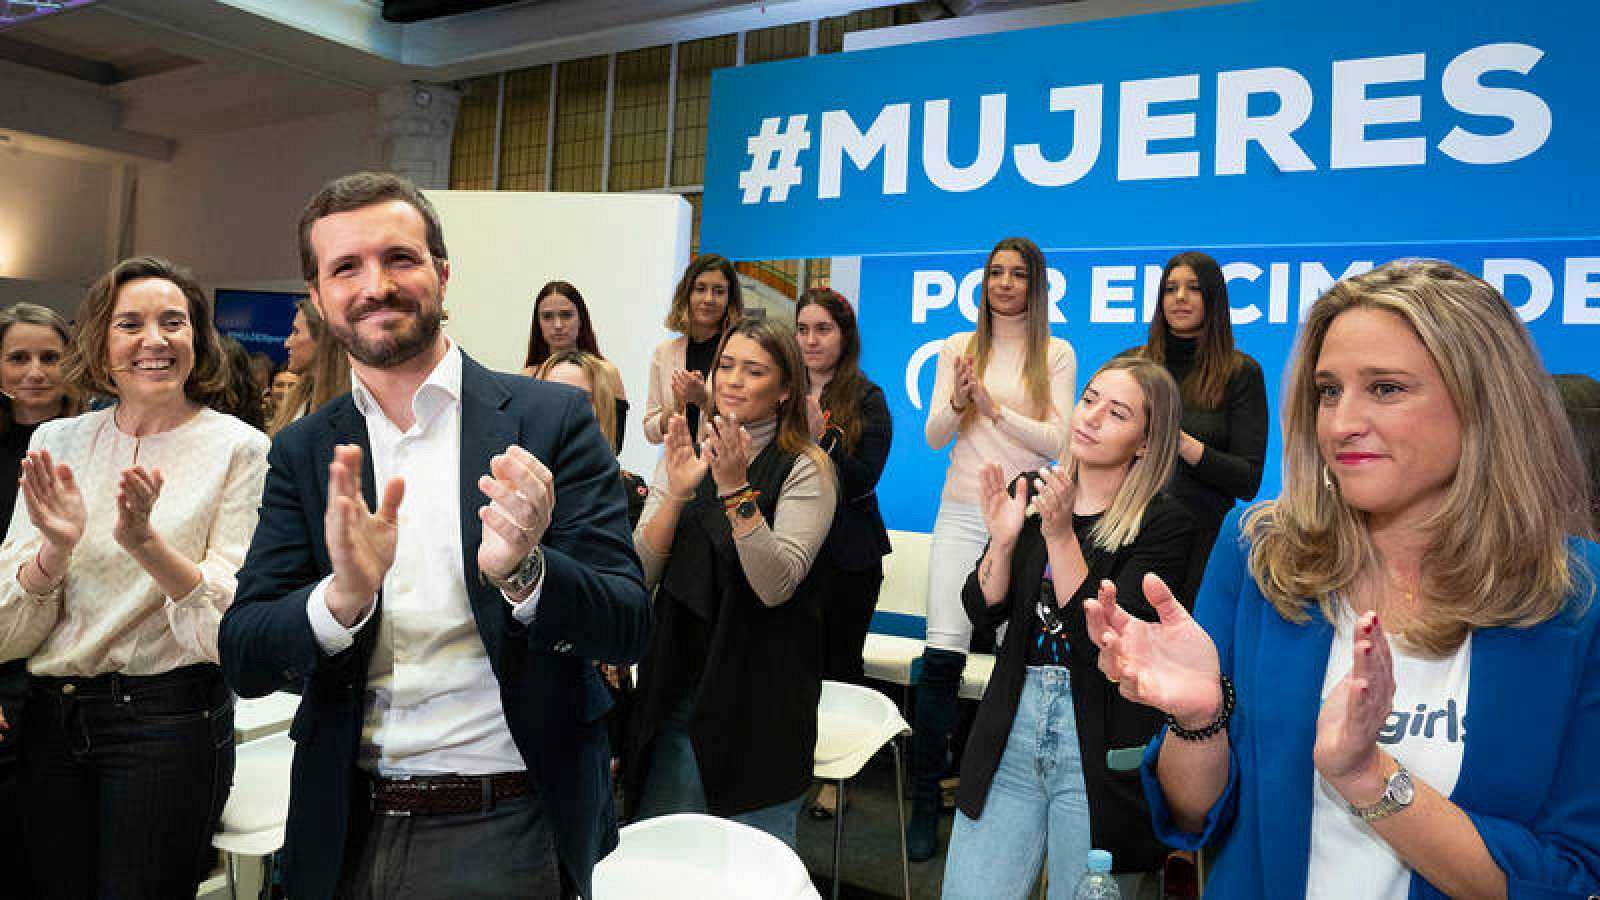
0, 257, 269, 899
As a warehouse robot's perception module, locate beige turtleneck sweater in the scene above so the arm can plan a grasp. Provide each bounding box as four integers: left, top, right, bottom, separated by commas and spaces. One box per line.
634, 416, 837, 607
924, 313, 1076, 504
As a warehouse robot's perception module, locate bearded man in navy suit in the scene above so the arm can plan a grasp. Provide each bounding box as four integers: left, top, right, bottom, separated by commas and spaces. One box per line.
220, 172, 649, 899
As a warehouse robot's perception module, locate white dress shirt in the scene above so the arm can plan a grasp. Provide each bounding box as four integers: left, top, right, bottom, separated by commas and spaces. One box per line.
306, 341, 542, 776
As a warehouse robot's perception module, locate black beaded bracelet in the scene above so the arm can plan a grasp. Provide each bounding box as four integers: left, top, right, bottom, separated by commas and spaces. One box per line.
1165, 674, 1235, 741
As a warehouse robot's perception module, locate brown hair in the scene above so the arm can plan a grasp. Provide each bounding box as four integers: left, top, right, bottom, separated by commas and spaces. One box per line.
1139, 251, 1244, 410
1554, 373, 1600, 534
537, 350, 620, 452
710, 318, 829, 472
64, 256, 229, 407
664, 254, 744, 335
269, 298, 351, 435
1243, 259, 1593, 655
298, 172, 448, 283
795, 287, 868, 453
965, 237, 1055, 430
524, 281, 602, 369
0, 302, 81, 430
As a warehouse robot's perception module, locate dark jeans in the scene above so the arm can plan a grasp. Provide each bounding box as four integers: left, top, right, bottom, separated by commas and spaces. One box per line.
338, 791, 565, 899
0, 659, 34, 899
819, 561, 885, 686
22, 663, 234, 900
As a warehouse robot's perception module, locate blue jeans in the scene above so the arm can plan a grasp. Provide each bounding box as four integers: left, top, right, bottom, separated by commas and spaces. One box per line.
633, 697, 806, 848
943, 666, 1092, 900
21, 664, 235, 900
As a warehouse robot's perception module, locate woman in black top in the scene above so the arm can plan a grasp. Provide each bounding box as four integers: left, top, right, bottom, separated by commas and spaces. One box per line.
942, 357, 1194, 899
0, 302, 76, 900
795, 288, 893, 819
521, 281, 628, 445
1123, 251, 1267, 601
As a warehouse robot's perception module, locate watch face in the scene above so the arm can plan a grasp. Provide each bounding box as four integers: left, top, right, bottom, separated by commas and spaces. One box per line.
736, 498, 759, 518
1390, 770, 1415, 806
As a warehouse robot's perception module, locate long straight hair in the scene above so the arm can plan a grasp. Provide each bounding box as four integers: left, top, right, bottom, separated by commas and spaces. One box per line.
537, 350, 619, 452
1243, 260, 1592, 655
1140, 251, 1243, 410
710, 318, 829, 472
1063, 357, 1183, 551
795, 287, 867, 453
270, 299, 351, 434
965, 236, 1053, 431
523, 281, 602, 369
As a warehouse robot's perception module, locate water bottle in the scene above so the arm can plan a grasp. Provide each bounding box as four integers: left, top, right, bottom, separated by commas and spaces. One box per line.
1073, 848, 1122, 900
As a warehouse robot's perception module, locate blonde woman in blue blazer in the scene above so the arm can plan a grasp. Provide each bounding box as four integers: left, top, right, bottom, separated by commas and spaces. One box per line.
1087, 261, 1600, 899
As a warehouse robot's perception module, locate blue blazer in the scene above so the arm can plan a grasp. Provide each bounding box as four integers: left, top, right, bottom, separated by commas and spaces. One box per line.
1142, 511, 1600, 899
218, 353, 651, 900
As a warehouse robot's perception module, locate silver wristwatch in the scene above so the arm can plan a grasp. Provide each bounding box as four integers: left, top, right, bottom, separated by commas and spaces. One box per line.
1348, 760, 1414, 823
487, 545, 545, 597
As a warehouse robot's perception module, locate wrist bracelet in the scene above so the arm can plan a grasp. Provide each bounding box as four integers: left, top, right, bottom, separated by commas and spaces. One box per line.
721, 486, 759, 512
716, 482, 751, 502
1166, 674, 1234, 741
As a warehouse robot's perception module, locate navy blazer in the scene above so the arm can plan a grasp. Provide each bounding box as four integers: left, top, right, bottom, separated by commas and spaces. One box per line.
820, 380, 893, 571
218, 353, 651, 900
1142, 511, 1600, 899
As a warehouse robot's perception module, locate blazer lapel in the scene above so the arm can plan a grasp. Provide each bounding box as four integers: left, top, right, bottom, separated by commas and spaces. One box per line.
318, 396, 377, 513
1452, 619, 1574, 820
457, 356, 518, 630
1251, 603, 1333, 895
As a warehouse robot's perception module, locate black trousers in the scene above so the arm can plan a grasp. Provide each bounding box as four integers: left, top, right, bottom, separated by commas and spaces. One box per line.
338, 790, 568, 899
22, 664, 234, 900
819, 560, 885, 685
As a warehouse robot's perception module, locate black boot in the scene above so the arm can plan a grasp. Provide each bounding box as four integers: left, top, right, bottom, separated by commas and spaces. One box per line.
906, 647, 964, 862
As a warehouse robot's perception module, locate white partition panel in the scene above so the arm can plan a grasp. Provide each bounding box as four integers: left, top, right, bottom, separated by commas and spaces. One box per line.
429, 190, 690, 476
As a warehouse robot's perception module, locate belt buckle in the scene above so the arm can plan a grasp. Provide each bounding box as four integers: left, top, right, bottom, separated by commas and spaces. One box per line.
372, 775, 414, 817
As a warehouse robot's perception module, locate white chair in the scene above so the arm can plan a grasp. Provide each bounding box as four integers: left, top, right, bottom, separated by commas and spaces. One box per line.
233, 691, 300, 744
592, 813, 820, 900
813, 680, 912, 900
213, 731, 294, 900
862, 530, 932, 707
959, 652, 996, 701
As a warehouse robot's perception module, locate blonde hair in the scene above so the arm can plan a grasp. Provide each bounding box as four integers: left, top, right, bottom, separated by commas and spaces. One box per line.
1064, 357, 1183, 551
269, 299, 352, 435
964, 237, 1054, 431
537, 350, 620, 452
1243, 259, 1593, 655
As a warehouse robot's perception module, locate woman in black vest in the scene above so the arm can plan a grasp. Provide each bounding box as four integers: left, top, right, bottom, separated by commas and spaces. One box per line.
943, 357, 1194, 899
794, 287, 894, 820
1122, 251, 1267, 601
628, 318, 837, 847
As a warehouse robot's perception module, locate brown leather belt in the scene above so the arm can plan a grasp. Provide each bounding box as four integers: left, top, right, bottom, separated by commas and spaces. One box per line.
367, 772, 530, 817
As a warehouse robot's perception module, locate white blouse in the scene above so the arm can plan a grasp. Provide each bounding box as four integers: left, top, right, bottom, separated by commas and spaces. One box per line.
0, 406, 269, 677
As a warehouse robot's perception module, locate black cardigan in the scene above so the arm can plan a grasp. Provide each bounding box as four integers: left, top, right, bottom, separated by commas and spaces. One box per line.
955, 494, 1195, 874
819, 380, 893, 571
626, 444, 827, 817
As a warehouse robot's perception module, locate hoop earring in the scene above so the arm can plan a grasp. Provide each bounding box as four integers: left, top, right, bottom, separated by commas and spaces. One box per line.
1322, 465, 1336, 492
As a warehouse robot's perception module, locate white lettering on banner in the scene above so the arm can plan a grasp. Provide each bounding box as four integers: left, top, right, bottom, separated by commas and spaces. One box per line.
1330, 53, 1427, 170
1222, 262, 1265, 325
1142, 265, 1165, 321
1300, 260, 1375, 320
1014, 85, 1104, 187
1091, 266, 1140, 323
1267, 262, 1293, 325
764, 42, 1550, 205
957, 269, 985, 321
1117, 74, 1202, 181
818, 104, 910, 199
911, 269, 957, 323
1564, 258, 1600, 325
905, 338, 944, 409
1439, 43, 1551, 165
1484, 258, 1555, 321
925, 94, 1008, 192
1216, 67, 1316, 176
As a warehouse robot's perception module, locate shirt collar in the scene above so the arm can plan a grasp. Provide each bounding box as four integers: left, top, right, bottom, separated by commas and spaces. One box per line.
350, 338, 463, 429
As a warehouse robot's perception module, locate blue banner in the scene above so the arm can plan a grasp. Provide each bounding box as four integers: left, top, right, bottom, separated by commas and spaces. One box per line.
703, 0, 1600, 260
861, 240, 1600, 532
